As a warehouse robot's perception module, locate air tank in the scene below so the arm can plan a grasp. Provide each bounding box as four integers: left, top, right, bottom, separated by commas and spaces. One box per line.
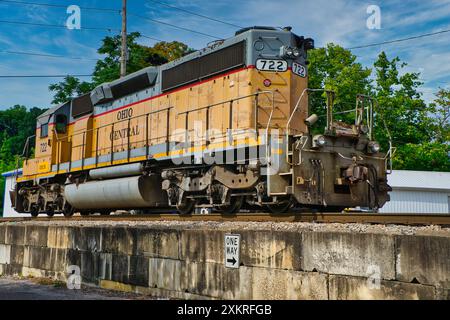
89, 163, 144, 180
64, 175, 167, 210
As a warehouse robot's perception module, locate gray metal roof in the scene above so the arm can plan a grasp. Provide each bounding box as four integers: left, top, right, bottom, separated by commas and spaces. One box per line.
1, 168, 22, 178
37, 103, 64, 119
388, 170, 450, 192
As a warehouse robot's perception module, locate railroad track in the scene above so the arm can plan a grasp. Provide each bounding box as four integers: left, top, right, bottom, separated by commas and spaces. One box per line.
1, 213, 450, 226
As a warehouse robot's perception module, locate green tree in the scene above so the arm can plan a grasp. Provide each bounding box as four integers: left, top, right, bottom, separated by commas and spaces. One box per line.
394, 142, 449, 172
372, 52, 447, 171
49, 33, 194, 104
0, 105, 45, 158
151, 41, 195, 61
93, 34, 194, 85
0, 105, 46, 215
373, 52, 432, 147
49, 75, 94, 105
308, 44, 372, 131
429, 88, 450, 144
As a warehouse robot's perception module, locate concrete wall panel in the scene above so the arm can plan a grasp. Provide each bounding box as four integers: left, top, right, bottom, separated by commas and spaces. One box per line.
0, 223, 448, 300
329, 275, 435, 300
396, 235, 450, 288
302, 232, 396, 280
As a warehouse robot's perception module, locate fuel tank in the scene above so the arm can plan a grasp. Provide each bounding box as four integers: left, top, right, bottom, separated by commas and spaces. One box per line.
64, 175, 167, 210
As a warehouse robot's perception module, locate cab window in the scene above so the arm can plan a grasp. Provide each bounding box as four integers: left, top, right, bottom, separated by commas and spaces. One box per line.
55, 114, 67, 134
40, 123, 49, 138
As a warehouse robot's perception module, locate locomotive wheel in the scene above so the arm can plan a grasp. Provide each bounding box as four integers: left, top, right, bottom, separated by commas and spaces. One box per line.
30, 204, 39, 218
216, 196, 244, 215
176, 200, 196, 215
100, 210, 111, 216
266, 197, 294, 214
46, 206, 55, 217
63, 203, 75, 218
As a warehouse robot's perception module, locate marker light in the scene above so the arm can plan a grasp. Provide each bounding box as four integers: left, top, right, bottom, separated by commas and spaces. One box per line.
368, 141, 380, 153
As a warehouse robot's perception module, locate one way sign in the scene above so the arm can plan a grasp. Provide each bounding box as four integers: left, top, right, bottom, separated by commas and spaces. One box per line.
224, 234, 241, 269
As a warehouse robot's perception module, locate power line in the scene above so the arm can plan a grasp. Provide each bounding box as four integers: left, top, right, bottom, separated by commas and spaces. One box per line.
0, 50, 98, 61
0, 0, 120, 12
0, 19, 164, 42
348, 28, 450, 50
128, 12, 223, 40
0, 0, 223, 40
147, 0, 243, 29
0, 19, 118, 32
0, 74, 92, 78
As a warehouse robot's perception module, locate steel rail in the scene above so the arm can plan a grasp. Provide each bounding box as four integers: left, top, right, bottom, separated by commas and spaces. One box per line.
1, 213, 450, 226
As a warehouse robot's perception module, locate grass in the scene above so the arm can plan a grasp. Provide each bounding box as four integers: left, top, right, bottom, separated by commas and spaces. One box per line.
33, 277, 67, 288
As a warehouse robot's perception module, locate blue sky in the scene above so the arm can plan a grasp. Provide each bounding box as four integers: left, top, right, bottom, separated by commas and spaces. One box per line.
0, 0, 449, 110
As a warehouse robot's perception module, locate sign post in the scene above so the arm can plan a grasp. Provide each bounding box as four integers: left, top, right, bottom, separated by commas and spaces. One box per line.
224, 234, 241, 269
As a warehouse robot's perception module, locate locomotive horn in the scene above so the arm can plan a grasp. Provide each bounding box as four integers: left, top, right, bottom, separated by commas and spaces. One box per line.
305, 114, 319, 126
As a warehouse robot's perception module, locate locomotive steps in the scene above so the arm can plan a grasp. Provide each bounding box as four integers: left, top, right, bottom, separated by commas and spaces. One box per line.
0, 219, 449, 300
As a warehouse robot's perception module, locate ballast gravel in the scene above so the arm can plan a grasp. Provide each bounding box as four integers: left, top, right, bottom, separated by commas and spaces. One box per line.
1, 217, 449, 237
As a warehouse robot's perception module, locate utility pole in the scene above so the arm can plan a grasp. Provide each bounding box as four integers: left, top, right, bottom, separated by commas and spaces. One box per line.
120, 0, 127, 78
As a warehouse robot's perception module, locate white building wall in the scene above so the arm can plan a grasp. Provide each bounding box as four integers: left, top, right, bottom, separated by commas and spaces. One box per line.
2, 175, 22, 218
380, 190, 450, 214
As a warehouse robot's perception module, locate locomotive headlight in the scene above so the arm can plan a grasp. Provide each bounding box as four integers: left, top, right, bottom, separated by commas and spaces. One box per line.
293, 48, 301, 57
281, 46, 295, 58
313, 135, 327, 148
368, 141, 381, 153
286, 47, 294, 57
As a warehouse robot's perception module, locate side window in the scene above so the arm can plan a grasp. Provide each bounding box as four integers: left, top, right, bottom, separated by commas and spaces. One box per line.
40, 123, 49, 138
55, 114, 68, 134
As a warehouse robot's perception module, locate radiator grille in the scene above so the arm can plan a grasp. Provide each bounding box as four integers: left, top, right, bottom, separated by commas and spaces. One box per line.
162, 41, 245, 92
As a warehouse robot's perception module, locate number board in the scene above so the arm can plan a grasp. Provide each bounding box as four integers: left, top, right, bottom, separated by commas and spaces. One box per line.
292, 62, 307, 78
256, 59, 288, 72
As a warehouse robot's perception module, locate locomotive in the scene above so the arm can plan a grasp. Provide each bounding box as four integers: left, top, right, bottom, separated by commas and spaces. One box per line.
10, 26, 393, 217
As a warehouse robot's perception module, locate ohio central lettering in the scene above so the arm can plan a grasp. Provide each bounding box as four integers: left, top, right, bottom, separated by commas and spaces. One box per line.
110, 125, 141, 141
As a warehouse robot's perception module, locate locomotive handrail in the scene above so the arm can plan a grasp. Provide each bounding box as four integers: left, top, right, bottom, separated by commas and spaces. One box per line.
285, 88, 331, 164
355, 94, 375, 141
20, 135, 36, 158
176, 90, 275, 160
54, 106, 174, 140
176, 91, 273, 115
52, 91, 276, 169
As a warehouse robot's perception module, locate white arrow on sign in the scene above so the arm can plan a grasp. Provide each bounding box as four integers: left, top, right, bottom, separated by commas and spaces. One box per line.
224, 234, 241, 269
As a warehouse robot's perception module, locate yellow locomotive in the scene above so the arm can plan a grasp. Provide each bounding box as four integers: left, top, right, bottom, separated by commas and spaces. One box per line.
11, 26, 393, 217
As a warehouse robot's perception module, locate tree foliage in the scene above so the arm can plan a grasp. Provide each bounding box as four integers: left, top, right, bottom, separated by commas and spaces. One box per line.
49, 76, 94, 105
308, 44, 373, 131
429, 88, 450, 145
308, 46, 449, 172
0, 105, 46, 215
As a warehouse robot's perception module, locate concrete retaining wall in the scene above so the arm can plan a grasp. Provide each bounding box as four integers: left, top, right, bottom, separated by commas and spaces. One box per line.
0, 222, 449, 300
